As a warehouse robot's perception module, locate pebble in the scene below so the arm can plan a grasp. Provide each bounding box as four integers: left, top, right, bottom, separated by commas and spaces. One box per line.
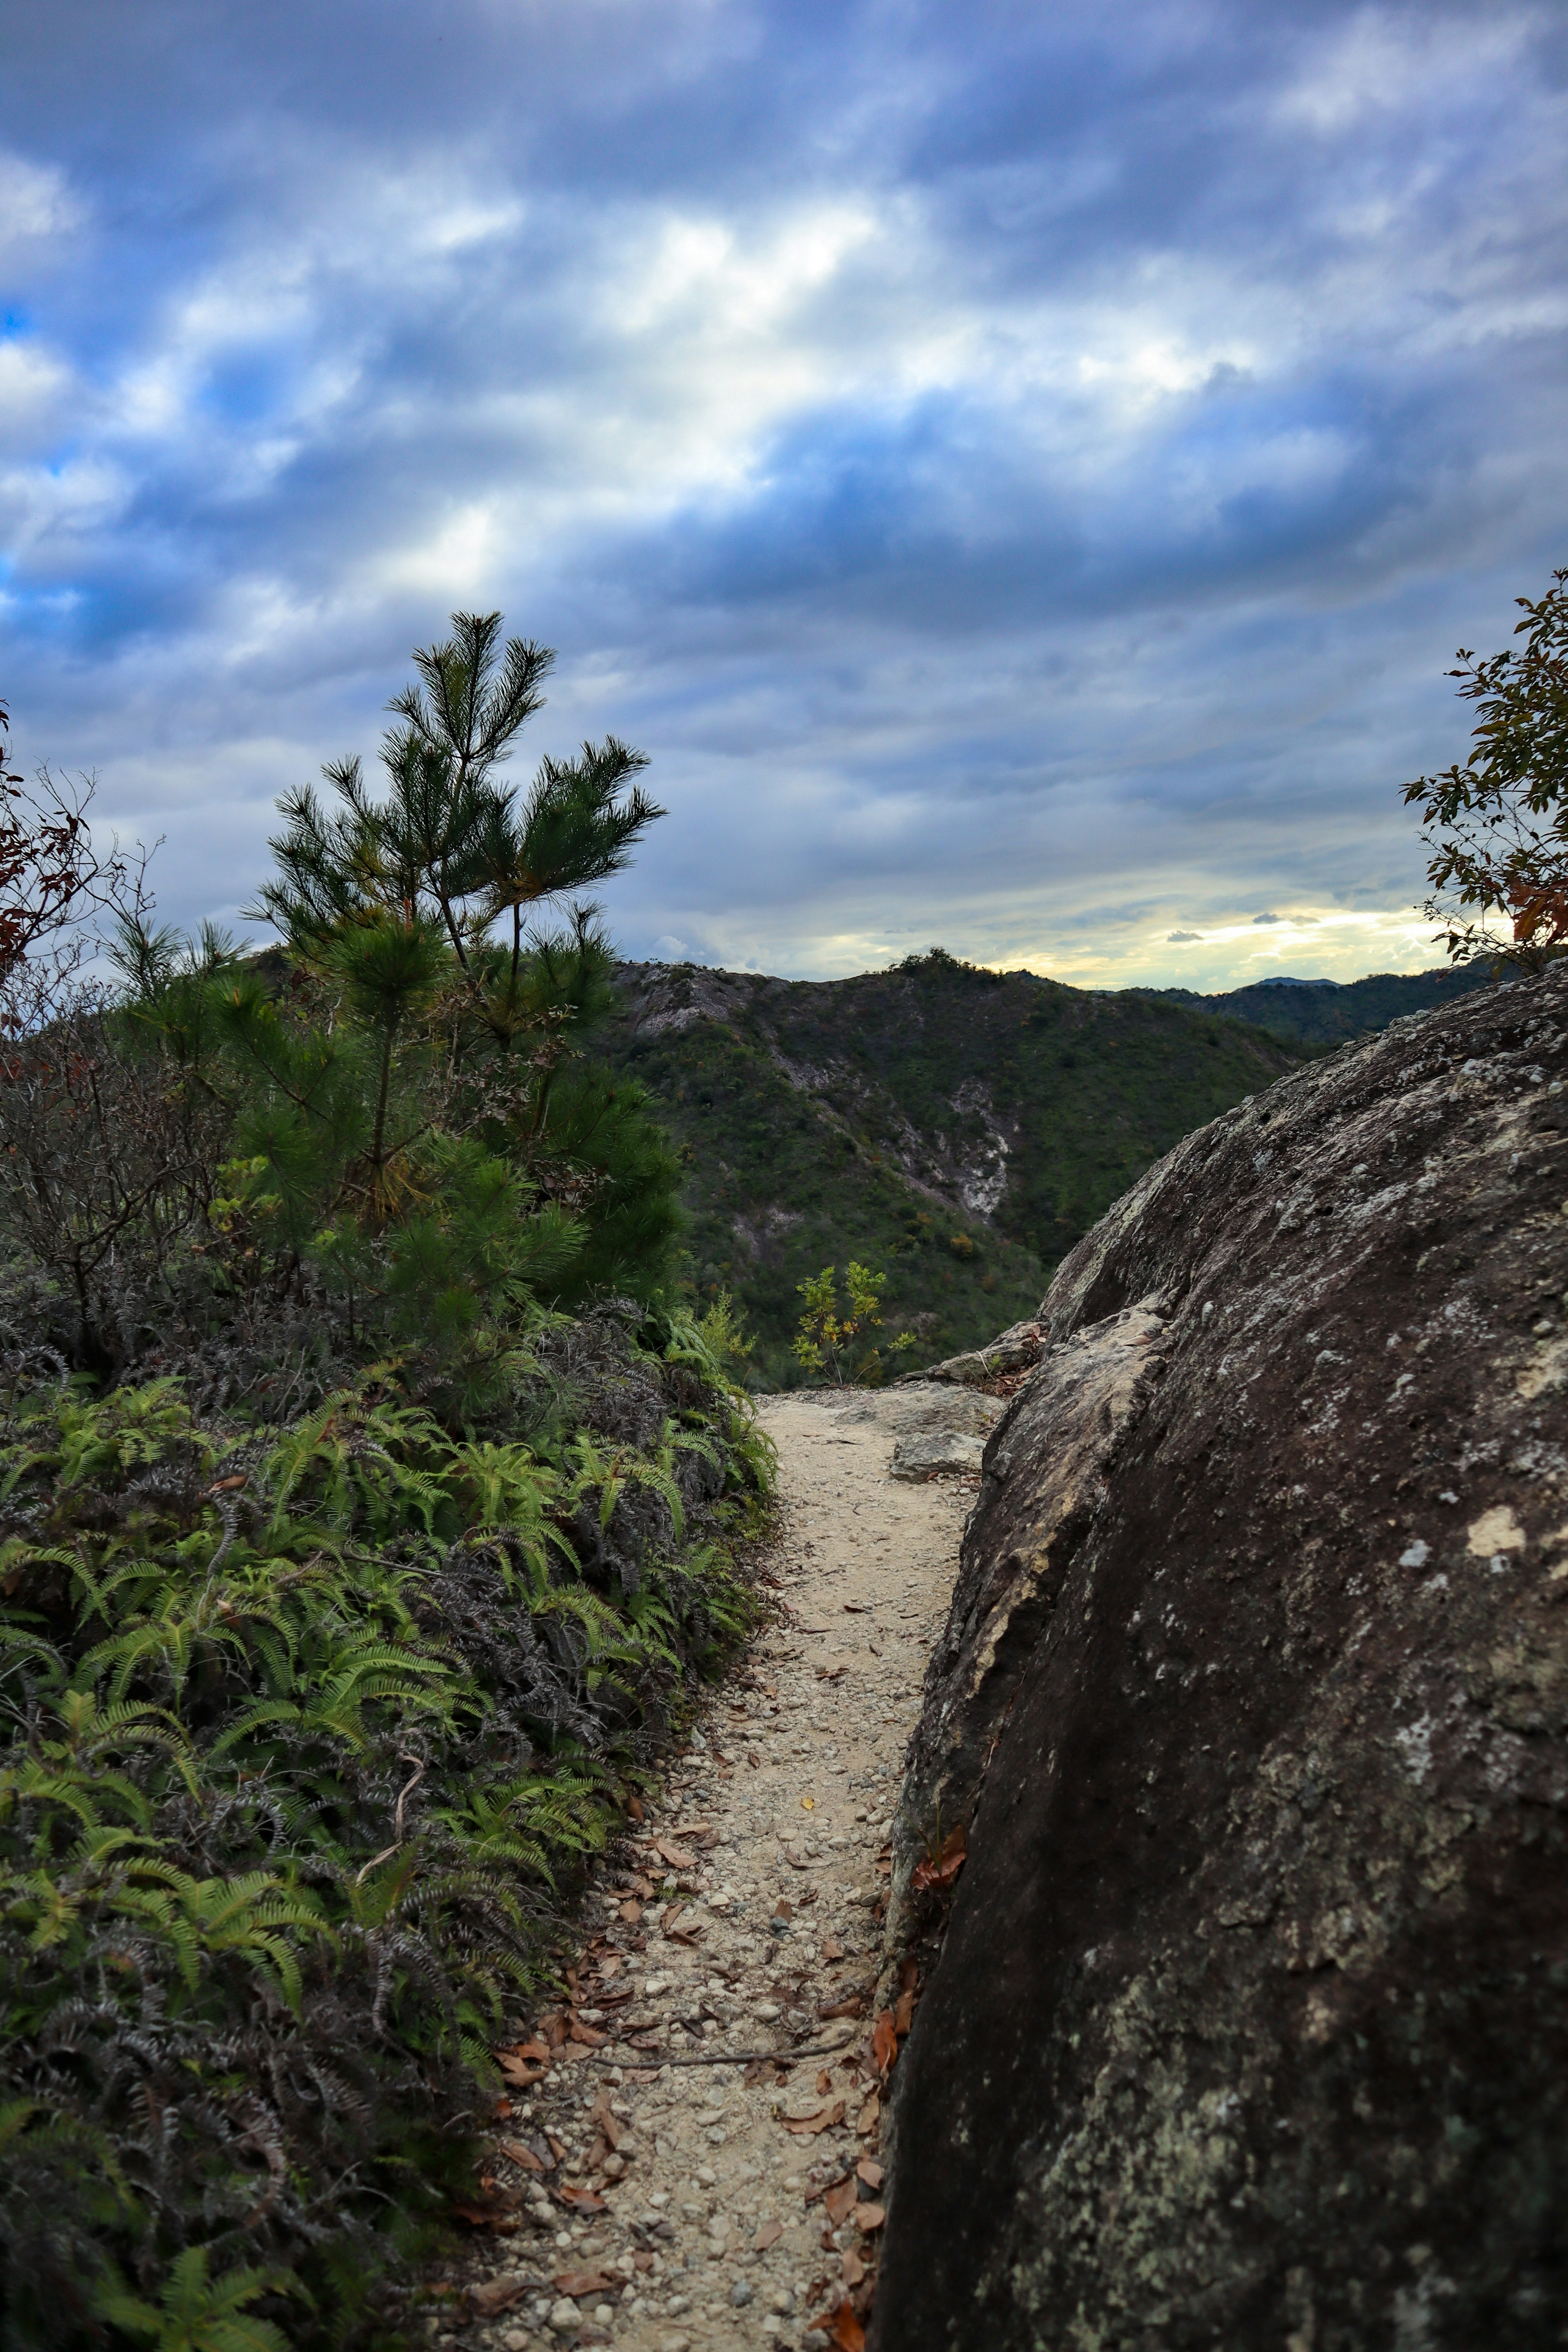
730, 2279, 754, 2307
548, 2297, 581, 2333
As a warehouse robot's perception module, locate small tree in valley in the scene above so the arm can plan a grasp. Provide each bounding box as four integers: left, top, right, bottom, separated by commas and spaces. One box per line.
791, 1261, 914, 1385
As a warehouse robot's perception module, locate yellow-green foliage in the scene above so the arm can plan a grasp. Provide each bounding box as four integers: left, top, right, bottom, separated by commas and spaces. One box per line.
791, 1260, 916, 1386
0, 1321, 772, 2350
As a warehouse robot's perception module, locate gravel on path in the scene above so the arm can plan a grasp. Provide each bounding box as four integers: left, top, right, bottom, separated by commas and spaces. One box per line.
421, 1385, 983, 2352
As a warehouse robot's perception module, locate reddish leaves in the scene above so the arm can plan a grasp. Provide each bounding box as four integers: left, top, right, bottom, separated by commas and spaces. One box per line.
555, 2184, 608, 2214
754, 2218, 784, 2252
815, 2305, 865, 2351
496, 2138, 545, 2173
870, 2013, 898, 2075
911, 1822, 966, 1894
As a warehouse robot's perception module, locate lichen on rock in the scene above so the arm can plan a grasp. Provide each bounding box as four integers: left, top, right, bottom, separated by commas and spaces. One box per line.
874, 966, 1568, 2350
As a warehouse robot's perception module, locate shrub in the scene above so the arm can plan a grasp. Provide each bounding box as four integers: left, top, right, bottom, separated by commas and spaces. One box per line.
1404, 567, 1568, 970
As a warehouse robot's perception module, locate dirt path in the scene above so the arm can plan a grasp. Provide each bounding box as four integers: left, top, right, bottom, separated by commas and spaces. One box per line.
436, 1385, 990, 2352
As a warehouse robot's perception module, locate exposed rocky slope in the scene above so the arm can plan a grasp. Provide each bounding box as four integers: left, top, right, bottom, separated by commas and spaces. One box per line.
600, 954, 1298, 1385
874, 962, 1568, 2350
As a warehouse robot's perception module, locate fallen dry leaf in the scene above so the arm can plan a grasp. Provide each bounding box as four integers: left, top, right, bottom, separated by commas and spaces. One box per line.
651, 1837, 697, 1869
496, 2138, 544, 2173
856, 2158, 884, 2189
842, 1601, 871, 1614
841, 2249, 866, 2288
625, 1794, 644, 1823
588, 2094, 623, 2150
870, 2012, 898, 2075
852, 2202, 886, 2234
819, 1994, 863, 2020
911, 1823, 966, 1894
801, 1796, 816, 1812
781, 2099, 847, 2136
823, 2179, 858, 2225
822, 1935, 845, 1961
893, 1989, 914, 2036
450, 2196, 521, 2230
754, 2219, 784, 2252
497, 2056, 546, 2088
830, 2305, 867, 2351
773, 1899, 793, 1922
619, 1899, 642, 1923
469, 2276, 529, 2316
816, 2070, 833, 2095
555, 2185, 608, 2214
514, 2038, 551, 2063
747, 1752, 761, 1768
856, 2091, 880, 2137
568, 2019, 607, 2047
552, 2269, 614, 2298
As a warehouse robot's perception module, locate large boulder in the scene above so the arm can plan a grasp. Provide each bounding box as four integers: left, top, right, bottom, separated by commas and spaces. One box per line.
873, 966, 1568, 2351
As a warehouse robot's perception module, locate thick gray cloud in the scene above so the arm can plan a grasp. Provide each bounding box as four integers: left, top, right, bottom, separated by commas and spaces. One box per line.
2, 0, 1565, 987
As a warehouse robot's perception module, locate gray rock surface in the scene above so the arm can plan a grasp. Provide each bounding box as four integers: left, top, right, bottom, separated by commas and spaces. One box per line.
888, 1429, 987, 1480
873, 965, 1568, 2351
903, 1316, 1044, 1386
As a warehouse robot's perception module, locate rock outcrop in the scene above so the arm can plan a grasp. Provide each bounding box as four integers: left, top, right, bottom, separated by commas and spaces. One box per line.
905, 1316, 1045, 1387
874, 965, 1568, 2350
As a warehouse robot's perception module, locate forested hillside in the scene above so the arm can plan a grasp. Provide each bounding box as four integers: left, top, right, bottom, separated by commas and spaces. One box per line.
1142, 962, 1492, 1047
600, 951, 1301, 1385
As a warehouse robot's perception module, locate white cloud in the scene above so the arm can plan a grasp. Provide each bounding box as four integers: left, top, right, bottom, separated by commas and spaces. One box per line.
0, 149, 82, 257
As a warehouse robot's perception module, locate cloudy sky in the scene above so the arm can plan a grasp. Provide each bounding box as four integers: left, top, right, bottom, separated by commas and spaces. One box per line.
3, 2, 1566, 991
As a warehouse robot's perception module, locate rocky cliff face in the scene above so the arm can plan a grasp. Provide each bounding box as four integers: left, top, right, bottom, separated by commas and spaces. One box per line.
873, 964, 1568, 2351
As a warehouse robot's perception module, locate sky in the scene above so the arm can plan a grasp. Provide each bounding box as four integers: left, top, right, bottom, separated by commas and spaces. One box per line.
2, 0, 1566, 993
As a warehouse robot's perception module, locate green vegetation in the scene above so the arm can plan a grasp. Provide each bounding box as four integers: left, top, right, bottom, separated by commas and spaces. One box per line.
791, 1262, 913, 1385
0, 630, 774, 2347
1139, 964, 1492, 1051
599, 948, 1301, 1383
1404, 565, 1568, 971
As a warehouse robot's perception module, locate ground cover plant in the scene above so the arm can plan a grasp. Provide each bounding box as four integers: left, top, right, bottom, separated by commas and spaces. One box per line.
0, 632, 775, 2348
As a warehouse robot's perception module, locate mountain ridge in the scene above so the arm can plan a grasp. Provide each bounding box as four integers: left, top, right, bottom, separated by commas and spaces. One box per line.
598, 952, 1309, 1382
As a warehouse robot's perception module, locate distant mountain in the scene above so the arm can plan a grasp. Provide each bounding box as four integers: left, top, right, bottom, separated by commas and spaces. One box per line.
599, 951, 1298, 1385
1139, 964, 1493, 1049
